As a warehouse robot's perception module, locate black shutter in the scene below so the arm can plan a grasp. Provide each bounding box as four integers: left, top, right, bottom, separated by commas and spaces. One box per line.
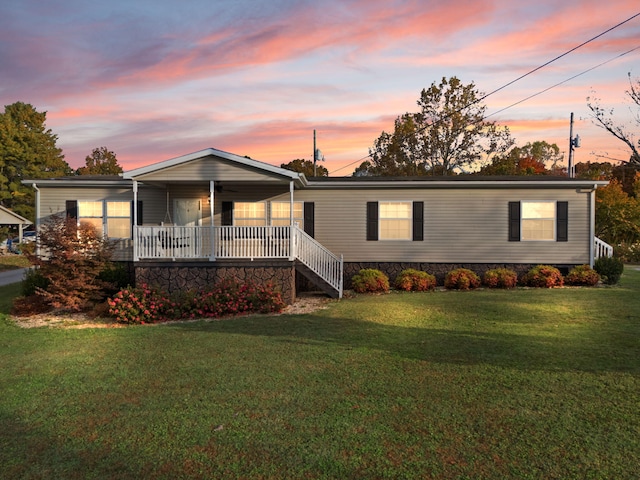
508, 201, 521, 242
303, 202, 315, 238
412, 201, 424, 241
366, 201, 378, 241
66, 200, 78, 220
222, 201, 233, 226
557, 201, 568, 242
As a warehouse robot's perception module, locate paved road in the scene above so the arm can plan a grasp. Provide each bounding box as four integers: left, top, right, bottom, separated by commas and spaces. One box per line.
0, 268, 30, 286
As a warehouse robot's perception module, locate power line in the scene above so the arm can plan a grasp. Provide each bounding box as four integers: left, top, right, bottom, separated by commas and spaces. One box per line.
329, 12, 640, 175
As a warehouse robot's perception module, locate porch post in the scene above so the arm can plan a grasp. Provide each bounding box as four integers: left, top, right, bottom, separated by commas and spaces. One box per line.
289, 181, 295, 260
589, 185, 596, 268
209, 180, 215, 261
133, 181, 139, 261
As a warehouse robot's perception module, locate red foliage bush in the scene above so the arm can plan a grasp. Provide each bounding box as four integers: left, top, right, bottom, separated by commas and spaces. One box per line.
482, 268, 518, 289
521, 265, 564, 288
565, 265, 600, 286
444, 268, 481, 290
394, 269, 436, 291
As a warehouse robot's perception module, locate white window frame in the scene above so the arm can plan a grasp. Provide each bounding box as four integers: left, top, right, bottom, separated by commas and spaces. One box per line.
379, 201, 412, 241
233, 202, 266, 227
521, 200, 556, 241
106, 201, 132, 239
270, 201, 303, 227
78, 201, 104, 233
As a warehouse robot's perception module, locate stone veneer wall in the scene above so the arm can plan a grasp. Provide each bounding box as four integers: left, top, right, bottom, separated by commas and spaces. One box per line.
342, 262, 577, 289
135, 260, 296, 305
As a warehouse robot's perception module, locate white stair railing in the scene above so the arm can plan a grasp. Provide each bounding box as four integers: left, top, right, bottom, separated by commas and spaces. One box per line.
292, 226, 343, 298
594, 236, 613, 259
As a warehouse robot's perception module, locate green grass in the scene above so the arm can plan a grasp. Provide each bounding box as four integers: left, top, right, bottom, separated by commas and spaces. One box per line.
1, 271, 639, 479
0, 254, 31, 271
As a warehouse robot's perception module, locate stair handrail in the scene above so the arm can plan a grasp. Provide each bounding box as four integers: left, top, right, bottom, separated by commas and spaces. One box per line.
292, 226, 343, 298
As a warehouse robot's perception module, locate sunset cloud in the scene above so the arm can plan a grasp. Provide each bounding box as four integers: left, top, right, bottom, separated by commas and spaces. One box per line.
1, 0, 638, 174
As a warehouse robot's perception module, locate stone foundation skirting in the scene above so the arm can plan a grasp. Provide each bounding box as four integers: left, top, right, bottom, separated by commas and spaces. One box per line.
343, 262, 578, 289
134, 260, 296, 305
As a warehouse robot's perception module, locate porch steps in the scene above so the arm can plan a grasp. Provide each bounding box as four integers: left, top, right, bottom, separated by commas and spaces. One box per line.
295, 262, 341, 299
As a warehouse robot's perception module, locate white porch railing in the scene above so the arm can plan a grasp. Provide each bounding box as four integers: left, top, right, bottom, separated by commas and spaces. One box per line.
133, 225, 343, 298
594, 236, 613, 259
292, 225, 343, 298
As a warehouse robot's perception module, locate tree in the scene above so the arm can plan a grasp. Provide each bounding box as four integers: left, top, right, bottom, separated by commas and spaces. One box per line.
587, 73, 640, 166
25, 213, 115, 312
595, 178, 640, 245
0, 102, 72, 220
280, 159, 328, 177
76, 146, 123, 175
477, 141, 563, 176
359, 77, 513, 176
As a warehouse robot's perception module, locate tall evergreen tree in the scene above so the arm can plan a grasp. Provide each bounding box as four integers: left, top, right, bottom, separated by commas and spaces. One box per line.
0, 102, 71, 220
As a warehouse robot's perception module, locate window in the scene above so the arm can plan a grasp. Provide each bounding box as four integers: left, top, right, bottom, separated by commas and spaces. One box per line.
270, 201, 303, 227
379, 202, 412, 240
521, 201, 555, 241
78, 201, 103, 232
234, 202, 266, 226
106, 202, 131, 238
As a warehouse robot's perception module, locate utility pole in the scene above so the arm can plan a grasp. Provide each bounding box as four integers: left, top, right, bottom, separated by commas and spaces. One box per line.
568, 113, 581, 178
313, 129, 317, 177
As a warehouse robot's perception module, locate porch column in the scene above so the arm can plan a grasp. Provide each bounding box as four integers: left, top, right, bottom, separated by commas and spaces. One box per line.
589, 185, 596, 268
209, 180, 215, 261
133, 181, 139, 261
289, 181, 295, 260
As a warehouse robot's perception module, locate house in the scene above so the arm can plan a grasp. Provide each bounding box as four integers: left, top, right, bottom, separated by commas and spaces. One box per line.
0, 205, 33, 253
23, 147, 612, 303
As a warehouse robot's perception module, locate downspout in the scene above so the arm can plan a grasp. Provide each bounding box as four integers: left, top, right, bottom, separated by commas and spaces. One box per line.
32, 183, 40, 258
589, 184, 597, 268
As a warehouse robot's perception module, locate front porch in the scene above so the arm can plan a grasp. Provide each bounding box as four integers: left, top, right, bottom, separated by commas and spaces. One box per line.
133, 224, 343, 298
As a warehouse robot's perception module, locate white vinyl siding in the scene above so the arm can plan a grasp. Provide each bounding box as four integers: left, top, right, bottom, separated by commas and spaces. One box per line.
522, 201, 555, 241
379, 202, 412, 240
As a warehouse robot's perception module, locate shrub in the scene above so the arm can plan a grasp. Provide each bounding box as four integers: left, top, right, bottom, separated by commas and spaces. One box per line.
25, 214, 115, 311
351, 269, 390, 293
394, 269, 436, 291
108, 280, 286, 324
565, 265, 600, 286
444, 268, 481, 290
521, 265, 564, 288
21, 268, 49, 297
482, 268, 518, 289
613, 242, 640, 263
594, 256, 624, 285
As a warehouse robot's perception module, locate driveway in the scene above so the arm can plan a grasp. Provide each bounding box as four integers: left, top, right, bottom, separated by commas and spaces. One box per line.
0, 268, 29, 286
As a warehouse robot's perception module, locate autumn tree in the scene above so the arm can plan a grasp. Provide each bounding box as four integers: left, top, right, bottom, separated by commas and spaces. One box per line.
357, 77, 513, 176
477, 141, 563, 176
595, 178, 640, 245
280, 158, 328, 177
0, 102, 71, 220
76, 146, 123, 175
587, 73, 640, 166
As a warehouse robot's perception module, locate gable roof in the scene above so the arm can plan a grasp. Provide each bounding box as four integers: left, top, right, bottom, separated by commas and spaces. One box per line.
0, 205, 32, 225
122, 148, 307, 187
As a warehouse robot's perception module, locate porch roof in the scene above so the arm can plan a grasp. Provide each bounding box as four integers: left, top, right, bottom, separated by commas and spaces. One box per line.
0, 205, 32, 226
123, 148, 307, 188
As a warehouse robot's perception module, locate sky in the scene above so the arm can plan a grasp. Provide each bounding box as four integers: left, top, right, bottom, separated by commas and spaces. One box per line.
1, 0, 639, 175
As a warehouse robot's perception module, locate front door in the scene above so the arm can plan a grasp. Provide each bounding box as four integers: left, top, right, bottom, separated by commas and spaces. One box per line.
174, 199, 201, 227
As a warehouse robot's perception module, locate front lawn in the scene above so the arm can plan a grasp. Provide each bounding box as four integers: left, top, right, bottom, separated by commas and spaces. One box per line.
0, 254, 31, 271
1, 271, 639, 479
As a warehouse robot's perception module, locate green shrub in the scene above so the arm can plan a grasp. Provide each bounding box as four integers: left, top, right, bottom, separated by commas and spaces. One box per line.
521, 265, 564, 288
394, 269, 436, 291
594, 256, 624, 285
351, 269, 390, 293
98, 263, 131, 295
21, 268, 49, 297
565, 265, 600, 286
444, 268, 481, 290
482, 268, 518, 289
